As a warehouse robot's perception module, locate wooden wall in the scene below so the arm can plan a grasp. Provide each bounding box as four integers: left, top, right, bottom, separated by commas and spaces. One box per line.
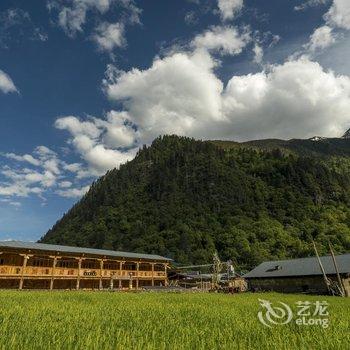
247, 275, 350, 295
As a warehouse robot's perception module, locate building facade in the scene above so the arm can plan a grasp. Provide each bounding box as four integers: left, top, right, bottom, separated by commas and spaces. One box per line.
243, 253, 350, 296
0, 241, 171, 290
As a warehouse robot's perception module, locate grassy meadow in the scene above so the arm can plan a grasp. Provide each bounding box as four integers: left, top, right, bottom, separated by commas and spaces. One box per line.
0, 291, 349, 350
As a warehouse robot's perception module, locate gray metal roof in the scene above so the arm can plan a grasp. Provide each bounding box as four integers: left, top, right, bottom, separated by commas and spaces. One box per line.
243, 253, 350, 278
0, 240, 171, 261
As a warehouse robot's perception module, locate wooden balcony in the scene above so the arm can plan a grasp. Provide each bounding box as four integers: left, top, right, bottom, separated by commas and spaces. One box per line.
0, 247, 169, 290
0, 265, 167, 279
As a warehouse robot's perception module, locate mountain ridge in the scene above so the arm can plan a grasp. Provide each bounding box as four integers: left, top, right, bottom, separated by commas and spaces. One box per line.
40, 134, 350, 269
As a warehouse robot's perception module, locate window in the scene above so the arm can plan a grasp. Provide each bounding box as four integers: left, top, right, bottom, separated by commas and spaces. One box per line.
57, 260, 77, 268
0, 258, 4, 265
124, 263, 136, 270
104, 262, 119, 270
82, 260, 99, 269
30, 258, 52, 267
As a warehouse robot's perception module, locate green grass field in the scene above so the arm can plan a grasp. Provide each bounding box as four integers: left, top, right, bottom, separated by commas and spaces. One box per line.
0, 291, 349, 350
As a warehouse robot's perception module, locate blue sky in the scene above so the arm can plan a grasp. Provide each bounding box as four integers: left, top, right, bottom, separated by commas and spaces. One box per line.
0, 0, 350, 241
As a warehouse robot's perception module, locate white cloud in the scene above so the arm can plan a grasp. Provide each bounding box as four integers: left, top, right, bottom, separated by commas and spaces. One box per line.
294, 0, 330, 11
0, 146, 69, 198
297, 0, 350, 56
306, 25, 336, 51
58, 181, 72, 188
55, 116, 101, 138
253, 43, 263, 64
5, 153, 40, 166
104, 49, 224, 143
0, 69, 18, 94
55, 115, 138, 176
104, 46, 350, 142
217, 0, 243, 21
191, 25, 251, 56
101, 111, 137, 148
0, 183, 42, 197
325, 0, 350, 30
48, 0, 115, 37
34, 145, 57, 157
92, 22, 125, 52
222, 58, 350, 140
56, 185, 90, 198
48, 0, 141, 38
63, 162, 83, 173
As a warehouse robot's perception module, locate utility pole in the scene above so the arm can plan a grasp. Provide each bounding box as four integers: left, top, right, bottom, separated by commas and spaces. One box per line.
329, 242, 345, 297
212, 252, 222, 290
312, 241, 331, 295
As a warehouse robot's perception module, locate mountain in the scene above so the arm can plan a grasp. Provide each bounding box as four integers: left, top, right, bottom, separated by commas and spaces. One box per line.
40, 135, 350, 270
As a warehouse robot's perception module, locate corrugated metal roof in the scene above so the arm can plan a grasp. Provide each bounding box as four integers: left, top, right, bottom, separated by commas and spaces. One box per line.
243, 253, 350, 278
0, 240, 171, 261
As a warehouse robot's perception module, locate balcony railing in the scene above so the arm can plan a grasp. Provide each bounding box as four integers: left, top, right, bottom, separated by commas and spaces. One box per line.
0, 265, 166, 278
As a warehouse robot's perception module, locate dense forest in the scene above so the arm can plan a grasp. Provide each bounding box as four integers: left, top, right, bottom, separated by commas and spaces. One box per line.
40, 135, 350, 270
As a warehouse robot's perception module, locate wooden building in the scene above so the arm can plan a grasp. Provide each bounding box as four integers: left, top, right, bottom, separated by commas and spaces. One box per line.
0, 241, 171, 290
243, 254, 350, 296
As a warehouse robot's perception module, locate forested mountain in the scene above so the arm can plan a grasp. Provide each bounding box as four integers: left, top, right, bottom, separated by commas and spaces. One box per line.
40, 135, 350, 270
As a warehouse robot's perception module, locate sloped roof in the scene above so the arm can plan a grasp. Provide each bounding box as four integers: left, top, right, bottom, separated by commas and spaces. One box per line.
243, 253, 350, 278
0, 240, 171, 261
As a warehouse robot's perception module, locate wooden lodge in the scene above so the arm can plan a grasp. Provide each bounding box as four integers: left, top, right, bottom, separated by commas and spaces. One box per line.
243, 254, 350, 296
0, 241, 171, 290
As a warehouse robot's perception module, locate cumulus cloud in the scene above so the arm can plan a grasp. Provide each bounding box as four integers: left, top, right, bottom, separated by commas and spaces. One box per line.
306, 25, 336, 51
302, 1, 350, 54
222, 59, 350, 139
55, 114, 138, 176
217, 0, 243, 21
325, 0, 350, 30
92, 22, 125, 52
104, 50, 224, 143
191, 25, 251, 56
0, 69, 18, 94
104, 47, 350, 142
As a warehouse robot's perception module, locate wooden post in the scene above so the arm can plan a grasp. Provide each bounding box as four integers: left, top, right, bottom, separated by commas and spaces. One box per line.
99, 259, 104, 290
76, 257, 83, 290
329, 243, 346, 297
19, 254, 31, 290
129, 273, 133, 289
119, 261, 123, 289
164, 263, 168, 287
110, 273, 114, 290
151, 263, 155, 287
136, 262, 140, 290
312, 241, 331, 294
50, 256, 58, 290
